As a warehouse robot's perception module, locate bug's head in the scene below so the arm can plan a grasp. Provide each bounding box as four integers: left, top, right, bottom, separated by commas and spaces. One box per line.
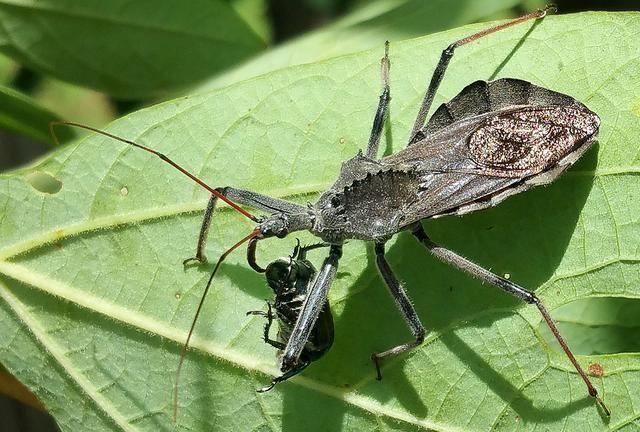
258, 212, 314, 239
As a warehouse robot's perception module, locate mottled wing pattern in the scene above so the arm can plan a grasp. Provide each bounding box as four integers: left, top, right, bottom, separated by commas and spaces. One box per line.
467, 105, 599, 177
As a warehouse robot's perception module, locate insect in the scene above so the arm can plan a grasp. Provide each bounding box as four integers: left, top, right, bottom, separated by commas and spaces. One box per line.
247, 241, 333, 392
53, 4, 611, 419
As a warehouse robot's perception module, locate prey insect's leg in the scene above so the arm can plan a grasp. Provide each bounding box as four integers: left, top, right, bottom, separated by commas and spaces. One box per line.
247, 302, 285, 349
257, 359, 311, 393
184, 186, 307, 266
411, 224, 611, 416
280, 245, 342, 371
297, 242, 331, 260
371, 242, 426, 380
365, 41, 391, 160
409, 5, 555, 143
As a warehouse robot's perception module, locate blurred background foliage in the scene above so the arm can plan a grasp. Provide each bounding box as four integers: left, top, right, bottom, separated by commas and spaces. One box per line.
0, 0, 638, 431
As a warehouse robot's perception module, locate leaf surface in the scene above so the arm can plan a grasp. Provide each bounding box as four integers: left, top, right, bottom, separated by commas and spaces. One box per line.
0, 12, 639, 432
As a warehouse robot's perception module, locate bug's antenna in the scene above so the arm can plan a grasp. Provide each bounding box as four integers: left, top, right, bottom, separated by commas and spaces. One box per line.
49, 121, 259, 222
172, 227, 261, 422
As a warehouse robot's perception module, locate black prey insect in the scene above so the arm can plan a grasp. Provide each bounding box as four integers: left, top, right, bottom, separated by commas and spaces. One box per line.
53, 4, 611, 419
247, 241, 333, 392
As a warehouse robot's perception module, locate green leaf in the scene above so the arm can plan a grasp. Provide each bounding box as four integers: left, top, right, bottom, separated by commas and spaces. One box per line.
0, 0, 265, 99
200, 0, 522, 90
0, 84, 73, 144
1, 12, 639, 431
539, 297, 640, 355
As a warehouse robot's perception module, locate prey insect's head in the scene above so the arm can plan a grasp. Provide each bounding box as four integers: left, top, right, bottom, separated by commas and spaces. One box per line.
265, 254, 314, 297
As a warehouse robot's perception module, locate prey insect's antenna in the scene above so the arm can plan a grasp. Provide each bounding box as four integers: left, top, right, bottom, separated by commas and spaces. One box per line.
49, 121, 259, 222
172, 227, 261, 422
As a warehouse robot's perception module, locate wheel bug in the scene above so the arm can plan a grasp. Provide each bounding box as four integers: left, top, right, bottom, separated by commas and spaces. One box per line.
247, 241, 333, 393
52, 4, 611, 419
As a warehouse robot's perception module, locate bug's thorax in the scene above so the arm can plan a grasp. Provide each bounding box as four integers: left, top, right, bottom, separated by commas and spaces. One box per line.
309, 151, 416, 243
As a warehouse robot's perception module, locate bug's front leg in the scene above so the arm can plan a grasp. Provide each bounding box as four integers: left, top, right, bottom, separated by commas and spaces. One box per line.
183, 187, 308, 266
371, 242, 427, 380
280, 245, 342, 371
257, 359, 311, 393
183, 193, 218, 266
411, 224, 611, 416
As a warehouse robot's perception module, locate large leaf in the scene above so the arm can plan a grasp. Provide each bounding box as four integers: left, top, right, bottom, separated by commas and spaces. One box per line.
0, 0, 265, 98
1, 12, 639, 431
200, 0, 524, 90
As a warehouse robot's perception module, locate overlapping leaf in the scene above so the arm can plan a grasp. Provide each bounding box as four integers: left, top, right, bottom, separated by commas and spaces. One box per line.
0, 84, 73, 144
201, 0, 524, 90
0, 12, 639, 431
0, 0, 264, 98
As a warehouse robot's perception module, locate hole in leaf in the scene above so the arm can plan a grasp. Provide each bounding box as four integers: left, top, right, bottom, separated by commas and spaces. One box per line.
25, 171, 62, 194
539, 297, 640, 355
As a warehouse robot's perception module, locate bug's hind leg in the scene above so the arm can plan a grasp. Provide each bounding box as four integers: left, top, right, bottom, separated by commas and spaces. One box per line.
365, 41, 391, 160
371, 242, 426, 380
408, 6, 555, 145
410, 224, 611, 416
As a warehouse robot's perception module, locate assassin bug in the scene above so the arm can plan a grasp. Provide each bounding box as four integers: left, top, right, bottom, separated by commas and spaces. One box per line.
52, 4, 611, 419
247, 241, 333, 392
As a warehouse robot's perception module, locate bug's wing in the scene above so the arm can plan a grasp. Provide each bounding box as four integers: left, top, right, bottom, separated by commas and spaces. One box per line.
411, 78, 578, 144
386, 100, 599, 225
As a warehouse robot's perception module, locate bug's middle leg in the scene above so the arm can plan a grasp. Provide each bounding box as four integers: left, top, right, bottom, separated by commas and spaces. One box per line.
371, 242, 426, 380
280, 245, 342, 371
365, 41, 391, 160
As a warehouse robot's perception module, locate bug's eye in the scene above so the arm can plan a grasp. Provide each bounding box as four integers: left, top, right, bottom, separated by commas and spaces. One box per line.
330, 195, 341, 207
